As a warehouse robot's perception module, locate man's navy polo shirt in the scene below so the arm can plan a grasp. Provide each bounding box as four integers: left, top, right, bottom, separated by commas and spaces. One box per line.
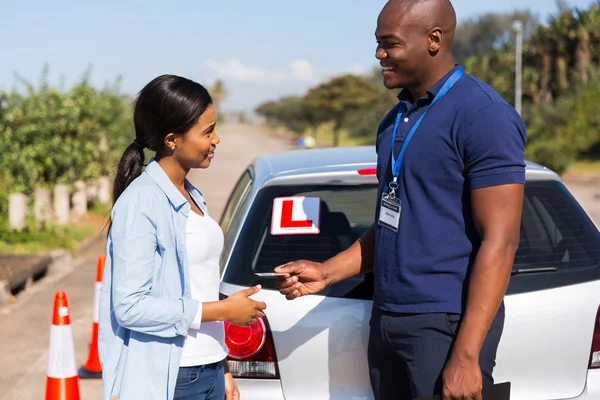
373, 65, 527, 314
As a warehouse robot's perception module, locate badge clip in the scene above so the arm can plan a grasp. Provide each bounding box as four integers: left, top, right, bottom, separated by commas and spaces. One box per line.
388, 177, 399, 199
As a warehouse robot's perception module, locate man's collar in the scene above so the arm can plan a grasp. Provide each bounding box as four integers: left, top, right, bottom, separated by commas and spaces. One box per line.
397, 64, 461, 102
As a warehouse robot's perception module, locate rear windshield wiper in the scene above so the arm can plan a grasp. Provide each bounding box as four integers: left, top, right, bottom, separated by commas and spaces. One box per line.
511, 267, 558, 276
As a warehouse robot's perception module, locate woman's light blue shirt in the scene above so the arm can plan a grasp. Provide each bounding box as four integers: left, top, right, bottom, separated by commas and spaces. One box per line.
98, 159, 210, 400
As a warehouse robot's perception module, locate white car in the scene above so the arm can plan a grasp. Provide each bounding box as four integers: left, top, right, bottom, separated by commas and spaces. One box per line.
218, 145, 600, 400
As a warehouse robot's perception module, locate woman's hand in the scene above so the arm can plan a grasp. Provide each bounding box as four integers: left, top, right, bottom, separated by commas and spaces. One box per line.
223, 285, 267, 326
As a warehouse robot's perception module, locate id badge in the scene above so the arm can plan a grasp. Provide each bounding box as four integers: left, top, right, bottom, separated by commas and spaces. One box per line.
378, 193, 401, 232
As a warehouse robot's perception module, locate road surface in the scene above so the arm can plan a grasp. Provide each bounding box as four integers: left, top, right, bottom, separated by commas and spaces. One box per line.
0, 123, 294, 400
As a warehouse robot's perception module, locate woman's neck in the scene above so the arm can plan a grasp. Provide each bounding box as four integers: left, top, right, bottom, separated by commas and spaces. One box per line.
157, 156, 188, 191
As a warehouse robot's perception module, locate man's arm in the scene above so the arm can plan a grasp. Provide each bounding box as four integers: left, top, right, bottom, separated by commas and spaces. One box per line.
443, 101, 526, 399
451, 183, 523, 360
275, 223, 376, 299
323, 223, 376, 285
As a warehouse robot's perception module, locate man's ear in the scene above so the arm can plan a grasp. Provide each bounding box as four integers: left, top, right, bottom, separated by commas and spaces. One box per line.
428, 27, 443, 54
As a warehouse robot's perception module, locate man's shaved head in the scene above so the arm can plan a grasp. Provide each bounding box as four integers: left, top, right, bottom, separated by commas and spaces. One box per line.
375, 0, 458, 92
384, 0, 457, 44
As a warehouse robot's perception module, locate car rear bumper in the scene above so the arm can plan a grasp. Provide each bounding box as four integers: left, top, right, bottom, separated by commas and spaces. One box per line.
234, 370, 600, 399
234, 379, 285, 399
568, 369, 600, 399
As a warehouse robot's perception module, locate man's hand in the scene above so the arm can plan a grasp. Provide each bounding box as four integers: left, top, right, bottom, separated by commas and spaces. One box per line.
274, 224, 376, 300
225, 369, 240, 400
274, 260, 329, 300
442, 354, 482, 400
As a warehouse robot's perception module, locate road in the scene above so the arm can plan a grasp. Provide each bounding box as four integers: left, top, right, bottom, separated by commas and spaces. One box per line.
563, 179, 600, 229
1, 122, 599, 400
0, 123, 294, 400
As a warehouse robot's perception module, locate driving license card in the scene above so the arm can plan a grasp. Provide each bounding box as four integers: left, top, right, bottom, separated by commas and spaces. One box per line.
254, 272, 289, 277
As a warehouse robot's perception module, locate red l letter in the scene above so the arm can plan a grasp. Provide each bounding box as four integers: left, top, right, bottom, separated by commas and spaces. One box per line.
280, 200, 313, 228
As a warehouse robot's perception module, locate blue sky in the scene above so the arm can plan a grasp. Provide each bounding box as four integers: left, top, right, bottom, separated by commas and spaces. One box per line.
1, 0, 596, 112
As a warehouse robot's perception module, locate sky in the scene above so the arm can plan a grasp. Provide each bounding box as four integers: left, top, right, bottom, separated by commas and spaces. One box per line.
0, 0, 597, 113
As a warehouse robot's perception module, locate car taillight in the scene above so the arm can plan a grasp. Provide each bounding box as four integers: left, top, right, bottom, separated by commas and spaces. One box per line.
589, 305, 600, 369
357, 168, 377, 176
225, 319, 266, 359
220, 293, 280, 379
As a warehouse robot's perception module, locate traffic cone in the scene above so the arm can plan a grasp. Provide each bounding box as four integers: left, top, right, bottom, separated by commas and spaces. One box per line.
78, 255, 105, 379
45, 291, 81, 400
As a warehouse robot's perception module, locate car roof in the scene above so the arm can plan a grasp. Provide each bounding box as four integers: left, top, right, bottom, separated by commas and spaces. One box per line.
251, 145, 556, 186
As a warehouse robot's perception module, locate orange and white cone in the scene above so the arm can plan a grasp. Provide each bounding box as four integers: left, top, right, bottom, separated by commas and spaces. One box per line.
78, 255, 105, 379
45, 291, 81, 400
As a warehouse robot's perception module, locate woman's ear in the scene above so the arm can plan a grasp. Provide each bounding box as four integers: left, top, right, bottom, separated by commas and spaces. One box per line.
164, 133, 177, 151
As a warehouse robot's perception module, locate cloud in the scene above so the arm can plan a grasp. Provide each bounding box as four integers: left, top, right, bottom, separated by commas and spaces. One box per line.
201, 58, 367, 84
199, 58, 373, 112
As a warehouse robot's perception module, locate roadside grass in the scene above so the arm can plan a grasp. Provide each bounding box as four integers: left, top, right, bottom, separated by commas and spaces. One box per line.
0, 212, 108, 255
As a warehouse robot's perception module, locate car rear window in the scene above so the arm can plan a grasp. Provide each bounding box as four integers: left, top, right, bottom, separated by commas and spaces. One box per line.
222, 180, 600, 299
515, 180, 600, 270
222, 184, 377, 299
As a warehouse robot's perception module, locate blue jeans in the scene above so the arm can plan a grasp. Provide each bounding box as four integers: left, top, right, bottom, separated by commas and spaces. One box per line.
368, 304, 505, 400
174, 361, 225, 400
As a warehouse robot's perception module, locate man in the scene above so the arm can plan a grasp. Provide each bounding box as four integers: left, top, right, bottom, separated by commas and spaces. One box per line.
275, 0, 527, 399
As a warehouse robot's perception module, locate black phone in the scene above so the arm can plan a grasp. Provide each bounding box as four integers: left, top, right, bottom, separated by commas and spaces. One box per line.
416, 382, 511, 400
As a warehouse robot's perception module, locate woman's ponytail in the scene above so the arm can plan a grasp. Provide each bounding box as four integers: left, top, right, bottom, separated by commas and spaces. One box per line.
112, 140, 145, 206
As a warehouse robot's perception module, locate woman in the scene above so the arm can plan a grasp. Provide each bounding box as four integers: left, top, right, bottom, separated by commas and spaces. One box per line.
98, 74, 267, 400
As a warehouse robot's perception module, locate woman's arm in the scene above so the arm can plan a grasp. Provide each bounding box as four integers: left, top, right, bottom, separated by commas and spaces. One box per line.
110, 193, 199, 338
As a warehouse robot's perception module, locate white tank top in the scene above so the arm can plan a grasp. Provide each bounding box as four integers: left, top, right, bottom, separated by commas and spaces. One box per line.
180, 209, 228, 367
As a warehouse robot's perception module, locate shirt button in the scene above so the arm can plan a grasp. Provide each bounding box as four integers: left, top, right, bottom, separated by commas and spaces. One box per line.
404, 117, 409, 122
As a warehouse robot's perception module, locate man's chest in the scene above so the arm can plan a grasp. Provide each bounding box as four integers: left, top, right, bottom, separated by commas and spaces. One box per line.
376, 107, 465, 185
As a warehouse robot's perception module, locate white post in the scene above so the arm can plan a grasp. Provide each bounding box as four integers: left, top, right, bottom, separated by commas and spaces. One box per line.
72, 181, 88, 218
54, 184, 71, 225
34, 188, 52, 226
513, 20, 523, 116
98, 177, 111, 205
8, 193, 28, 231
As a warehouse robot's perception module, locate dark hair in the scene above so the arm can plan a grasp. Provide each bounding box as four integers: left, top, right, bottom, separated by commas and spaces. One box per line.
112, 74, 213, 206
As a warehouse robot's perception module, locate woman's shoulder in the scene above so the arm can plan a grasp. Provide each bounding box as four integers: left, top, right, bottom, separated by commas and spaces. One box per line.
113, 173, 168, 213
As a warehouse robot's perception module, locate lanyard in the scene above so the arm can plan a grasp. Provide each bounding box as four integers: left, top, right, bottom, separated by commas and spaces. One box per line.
389, 66, 465, 194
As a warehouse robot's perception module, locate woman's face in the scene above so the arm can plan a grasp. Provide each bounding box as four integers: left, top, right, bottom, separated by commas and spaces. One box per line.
174, 103, 220, 170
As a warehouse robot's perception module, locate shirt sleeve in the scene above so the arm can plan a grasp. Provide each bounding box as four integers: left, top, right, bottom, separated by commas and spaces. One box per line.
109, 191, 200, 338
459, 102, 527, 189
190, 303, 203, 330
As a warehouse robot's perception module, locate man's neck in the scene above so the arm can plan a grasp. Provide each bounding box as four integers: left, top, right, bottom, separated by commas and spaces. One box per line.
408, 59, 456, 100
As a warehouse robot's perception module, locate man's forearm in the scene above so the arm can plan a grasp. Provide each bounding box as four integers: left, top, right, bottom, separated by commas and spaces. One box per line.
323, 223, 376, 285
451, 240, 516, 360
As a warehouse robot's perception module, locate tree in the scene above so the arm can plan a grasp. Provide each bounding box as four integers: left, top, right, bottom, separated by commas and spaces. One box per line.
453, 10, 539, 62
524, 78, 600, 173
0, 67, 131, 194
255, 100, 280, 124
299, 99, 329, 140
255, 97, 309, 136
462, 2, 600, 107
341, 67, 398, 143
211, 80, 227, 110
304, 75, 379, 147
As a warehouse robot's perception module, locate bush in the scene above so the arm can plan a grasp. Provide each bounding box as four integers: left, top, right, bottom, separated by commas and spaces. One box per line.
0, 68, 132, 195
524, 78, 600, 173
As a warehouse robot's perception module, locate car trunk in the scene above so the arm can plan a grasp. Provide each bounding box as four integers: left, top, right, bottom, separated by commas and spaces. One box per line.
220, 282, 375, 400
495, 281, 599, 399
220, 177, 600, 399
